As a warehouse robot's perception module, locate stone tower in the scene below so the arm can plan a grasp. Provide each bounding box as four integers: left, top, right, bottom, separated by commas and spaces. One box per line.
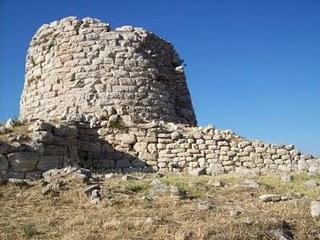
20, 16, 197, 126
5, 16, 316, 178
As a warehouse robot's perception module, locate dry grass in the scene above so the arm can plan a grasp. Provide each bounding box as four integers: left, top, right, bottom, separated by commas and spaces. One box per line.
1, 173, 320, 239
0, 121, 30, 143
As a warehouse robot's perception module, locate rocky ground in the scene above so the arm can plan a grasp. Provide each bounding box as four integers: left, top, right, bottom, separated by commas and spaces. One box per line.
1, 168, 320, 240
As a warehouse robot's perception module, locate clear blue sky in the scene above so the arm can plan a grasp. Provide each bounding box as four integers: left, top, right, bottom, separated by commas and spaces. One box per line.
0, 0, 319, 156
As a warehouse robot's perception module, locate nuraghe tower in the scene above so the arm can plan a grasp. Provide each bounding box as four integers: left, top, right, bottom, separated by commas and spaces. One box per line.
4, 16, 316, 178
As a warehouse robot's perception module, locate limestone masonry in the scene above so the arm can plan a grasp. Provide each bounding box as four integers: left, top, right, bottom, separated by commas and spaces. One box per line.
0, 16, 319, 181
20, 16, 197, 126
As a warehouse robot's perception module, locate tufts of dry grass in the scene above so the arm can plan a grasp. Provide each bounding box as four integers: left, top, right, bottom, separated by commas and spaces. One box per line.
0, 121, 30, 143
1, 173, 320, 239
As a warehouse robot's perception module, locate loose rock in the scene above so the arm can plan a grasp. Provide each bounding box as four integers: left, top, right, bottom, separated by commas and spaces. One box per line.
304, 179, 318, 188
197, 201, 214, 210
104, 173, 115, 179
84, 184, 100, 198
208, 180, 225, 187
310, 201, 320, 218
121, 175, 136, 181
280, 174, 293, 183
259, 194, 282, 202
169, 185, 181, 200
42, 180, 63, 195
5, 119, 14, 129
148, 179, 168, 199
189, 167, 206, 176
241, 179, 260, 189
269, 228, 294, 240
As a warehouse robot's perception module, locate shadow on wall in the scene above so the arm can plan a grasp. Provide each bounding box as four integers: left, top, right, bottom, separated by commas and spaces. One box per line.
0, 121, 154, 181
76, 122, 153, 173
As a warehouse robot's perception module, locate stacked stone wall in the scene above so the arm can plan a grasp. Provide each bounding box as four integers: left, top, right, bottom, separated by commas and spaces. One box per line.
94, 121, 319, 175
1, 120, 319, 182
20, 17, 197, 125
0, 121, 78, 182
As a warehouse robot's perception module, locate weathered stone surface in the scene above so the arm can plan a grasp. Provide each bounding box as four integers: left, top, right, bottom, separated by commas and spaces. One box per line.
235, 167, 259, 176
241, 179, 260, 189
268, 228, 293, 240
43, 145, 65, 156
84, 184, 100, 198
42, 168, 69, 183
229, 208, 241, 217
197, 201, 215, 210
54, 124, 77, 137
268, 219, 294, 240
121, 175, 136, 181
37, 156, 63, 171
308, 162, 320, 175
0, 154, 9, 170
310, 201, 320, 218
78, 140, 101, 153
20, 17, 197, 126
0, 142, 13, 154
171, 132, 181, 140
0, 170, 8, 184
116, 159, 131, 168
42, 166, 91, 183
7, 170, 24, 179
304, 179, 318, 188
259, 194, 282, 202
0, 126, 9, 134
31, 131, 54, 143
42, 180, 64, 195
280, 174, 293, 183
169, 185, 181, 200
207, 164, 224, 175
189, 167, 206, 176
104, 173, 115, 179
25, 171, 42, 180
148, 179, 168, 199
5, 118, 14, 129
208, 180, 225, 187
29, 120, 52, 131
89, 189, 101, 204
116, 134, 137, 145
7, 152, 39, 172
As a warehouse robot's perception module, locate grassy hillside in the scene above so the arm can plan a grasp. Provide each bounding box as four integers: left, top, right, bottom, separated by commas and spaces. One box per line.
1, 172, 320, 239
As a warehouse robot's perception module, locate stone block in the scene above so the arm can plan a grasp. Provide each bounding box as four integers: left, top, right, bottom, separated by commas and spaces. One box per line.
54, 124, 77, 137
207, 164, 224, 175
31, 131, 54, 143
97, 159, 115, 169
115, 159, 131, 168
188, 167, 204, 176
78, 140, 101, 153
277, 148, 289, 155
139, 152, 156, 161
7, 170, 24, 179
131, 159, 146, 167
37, 155, 63, 171
0, 170, 8, 184
0, 142, 14, 154
29, 120, 53, 131
43, 145, 65, 155
25, 171, 42, 180
8, 152, 39, 172
0, 154, 8, 170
